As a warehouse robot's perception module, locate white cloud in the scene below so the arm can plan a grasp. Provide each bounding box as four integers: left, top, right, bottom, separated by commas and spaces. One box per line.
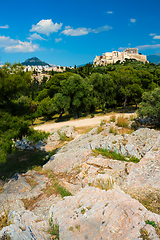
0, 25, 9, 29
61, 26, 91, 36
130, 18, 136, 23
0, 35, 18, 48
27, 33, 46, 41
30, 19, 62, 35
149, 33, 156, 36
61, 25, 112, 36
55, 38, 62, 43
136, 44, 160, 50
0, 35, 39, 53
93, 25, 112, 33
153, 35, 160, 39
106, 11, 113, 14
4, 41, 39, 53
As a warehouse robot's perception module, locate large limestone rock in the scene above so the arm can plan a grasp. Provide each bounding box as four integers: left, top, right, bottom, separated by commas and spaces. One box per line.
124, 134, 160, 190
49, 187, 160, 240
0, 210, 50, 240
43, 149, 92, 173
57, 126, 159, 159
1, 124, 160, 239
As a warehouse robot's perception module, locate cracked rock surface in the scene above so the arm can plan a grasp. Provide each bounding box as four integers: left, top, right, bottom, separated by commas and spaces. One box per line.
0, 124, 160, 239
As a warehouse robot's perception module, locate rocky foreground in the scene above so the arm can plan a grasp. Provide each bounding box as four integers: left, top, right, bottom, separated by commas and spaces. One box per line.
0, 122, 160, 239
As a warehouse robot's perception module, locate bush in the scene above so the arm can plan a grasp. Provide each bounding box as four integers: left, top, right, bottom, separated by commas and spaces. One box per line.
27, 129, 50, 143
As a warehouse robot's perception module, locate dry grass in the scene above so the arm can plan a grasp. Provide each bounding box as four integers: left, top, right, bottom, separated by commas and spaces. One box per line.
100, 119, 107, 126
125, 188, 160, 215
139, 229, 150, 240
118, 128, 134, 135
0, 234, 11, 240
116, 116, 129, 128
109, 126, 118, 135
97, 126, 104, 134
25, 176, 38, 189
0, 187, 4, 194
110, 115, 116, 122
90, 178, 114, 191
0, 206, 10, 231
57, 131, 73, 142
74, 126, 93, 134
41, 171, 72, 198
22, 194, 44, 210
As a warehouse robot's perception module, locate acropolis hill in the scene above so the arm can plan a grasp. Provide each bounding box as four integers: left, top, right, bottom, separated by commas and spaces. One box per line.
93, 48, 147, 66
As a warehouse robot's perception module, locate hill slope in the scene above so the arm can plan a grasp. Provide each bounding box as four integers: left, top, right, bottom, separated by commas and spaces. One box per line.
147, 53, 160, 64
21, 57, 51, 66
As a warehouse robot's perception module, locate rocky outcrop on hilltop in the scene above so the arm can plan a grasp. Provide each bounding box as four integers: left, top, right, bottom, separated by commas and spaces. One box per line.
0, 122, 160, 239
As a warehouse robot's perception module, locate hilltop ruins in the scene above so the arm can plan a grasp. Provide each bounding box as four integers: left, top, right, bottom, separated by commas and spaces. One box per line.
93, 48, 147, 66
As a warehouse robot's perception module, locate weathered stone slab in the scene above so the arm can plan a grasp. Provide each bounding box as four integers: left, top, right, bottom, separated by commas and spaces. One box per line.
43, 149, 92, 173
0, 210, 50, 240
49, 187, 160, 240
124, 134, 160, 189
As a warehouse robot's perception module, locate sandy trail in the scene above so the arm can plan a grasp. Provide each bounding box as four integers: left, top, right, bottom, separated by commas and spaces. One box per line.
34, 113, 137, 132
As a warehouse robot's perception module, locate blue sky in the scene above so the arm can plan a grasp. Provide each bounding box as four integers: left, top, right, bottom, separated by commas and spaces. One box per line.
0, 0, 160, 66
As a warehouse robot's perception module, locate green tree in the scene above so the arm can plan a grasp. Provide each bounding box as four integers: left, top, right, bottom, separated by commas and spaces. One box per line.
45, 72, 74, 98
89, 73, 116, 111
37, 97, 55, 120
60, 74, 92, 118
111, 67, 144, 109
54, 93, 70, 119
137, 88, 160, 122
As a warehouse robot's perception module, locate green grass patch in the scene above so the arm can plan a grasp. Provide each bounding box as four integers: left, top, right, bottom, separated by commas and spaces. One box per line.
92, 148, 140, 163
49, 224, 59, 239
48, 215, 59, 239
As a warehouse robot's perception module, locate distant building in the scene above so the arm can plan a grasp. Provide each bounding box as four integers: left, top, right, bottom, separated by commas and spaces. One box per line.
93, 48, 147, 66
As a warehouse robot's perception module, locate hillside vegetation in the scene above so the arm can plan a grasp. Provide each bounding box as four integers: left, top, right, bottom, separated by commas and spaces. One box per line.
0, 60, 160, 163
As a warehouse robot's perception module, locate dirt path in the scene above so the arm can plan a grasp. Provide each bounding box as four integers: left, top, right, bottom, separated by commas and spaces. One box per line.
34, 113, 137, 132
